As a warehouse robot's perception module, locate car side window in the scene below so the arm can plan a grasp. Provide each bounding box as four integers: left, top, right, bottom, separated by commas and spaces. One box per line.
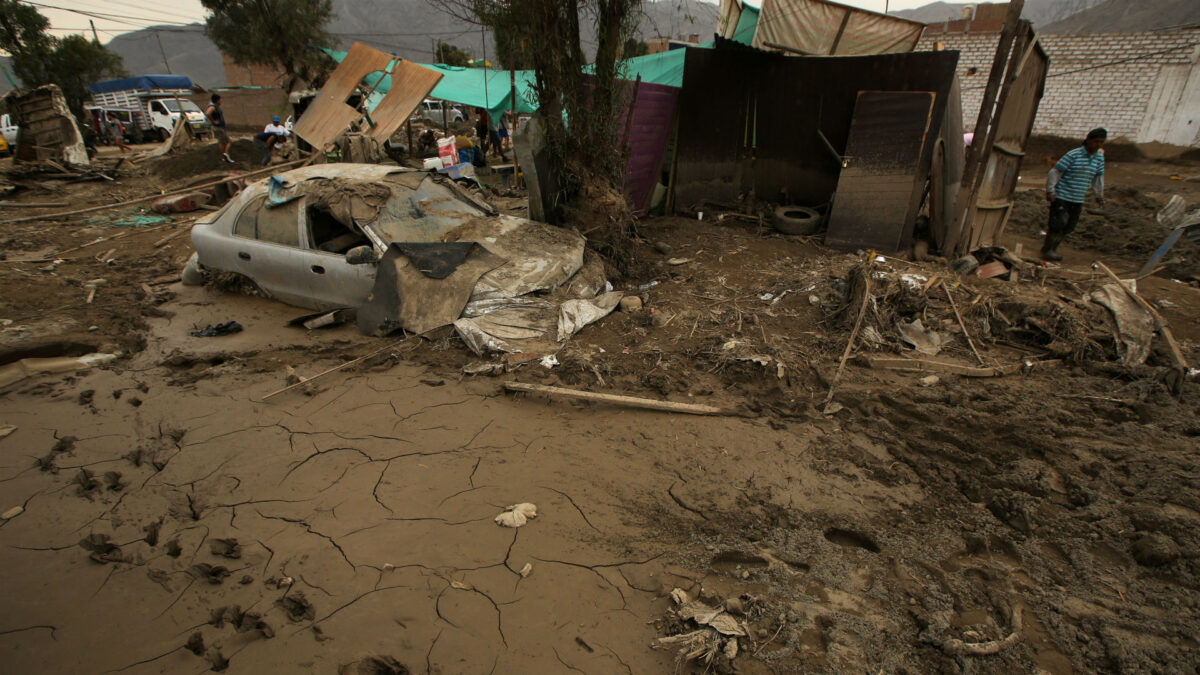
256, 199, 301, 246
233, 196, 263, 238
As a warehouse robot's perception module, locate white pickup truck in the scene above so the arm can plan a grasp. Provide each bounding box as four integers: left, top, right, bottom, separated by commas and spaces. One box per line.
86, 75, 211, 143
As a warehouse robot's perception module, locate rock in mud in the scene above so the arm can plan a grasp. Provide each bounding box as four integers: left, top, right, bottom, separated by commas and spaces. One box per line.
1132, 533, 1180, 567
620, 296, 643, 312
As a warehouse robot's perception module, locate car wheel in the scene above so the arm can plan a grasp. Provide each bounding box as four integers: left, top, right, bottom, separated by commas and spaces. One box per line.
181, 252, 204, 286
157, 127, 170, 142
773, 206, 823, 235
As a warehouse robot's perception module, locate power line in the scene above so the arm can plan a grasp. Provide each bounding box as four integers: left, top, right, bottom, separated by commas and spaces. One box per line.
96, 0, 201, 23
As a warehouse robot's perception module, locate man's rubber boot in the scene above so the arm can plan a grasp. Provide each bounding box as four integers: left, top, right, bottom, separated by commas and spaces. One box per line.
1041, 232, 1064, 261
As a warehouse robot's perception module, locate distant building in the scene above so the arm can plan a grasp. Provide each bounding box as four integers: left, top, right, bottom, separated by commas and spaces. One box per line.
921, 25, 1200, 147
646, 34, 702, 55
221, 54, 286, 88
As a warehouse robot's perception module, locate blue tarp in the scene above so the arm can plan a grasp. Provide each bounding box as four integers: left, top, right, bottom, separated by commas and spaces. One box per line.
87, 75, 194, 94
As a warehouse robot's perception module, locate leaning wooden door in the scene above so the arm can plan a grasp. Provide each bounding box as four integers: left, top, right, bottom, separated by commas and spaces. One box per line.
825, 91, 935, 252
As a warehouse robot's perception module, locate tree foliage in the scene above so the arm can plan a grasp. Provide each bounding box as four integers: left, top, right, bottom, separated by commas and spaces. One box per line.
435, 41, 471, 67
0, 1, 126, 117
433, 0, 643, 250
201, 0, 336, 90
622, 38, 648, 58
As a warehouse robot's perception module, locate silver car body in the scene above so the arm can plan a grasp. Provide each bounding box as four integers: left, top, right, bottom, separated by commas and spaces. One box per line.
189, 164, 558, 312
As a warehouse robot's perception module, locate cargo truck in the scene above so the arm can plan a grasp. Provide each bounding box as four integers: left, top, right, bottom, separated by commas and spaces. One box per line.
86, 75, 211, 143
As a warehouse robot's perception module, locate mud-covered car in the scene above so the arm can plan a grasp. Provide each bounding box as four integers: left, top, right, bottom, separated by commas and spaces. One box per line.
184, 164, 619, 351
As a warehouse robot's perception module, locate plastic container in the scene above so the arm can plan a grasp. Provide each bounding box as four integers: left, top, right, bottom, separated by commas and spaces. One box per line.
637, 280, 661, 291
436, 136, 457, 168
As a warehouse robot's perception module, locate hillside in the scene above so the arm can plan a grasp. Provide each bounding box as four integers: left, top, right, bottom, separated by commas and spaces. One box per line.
0, 0, 716, 94
891, 0, 1107, 27
1041, 0, 1200, 33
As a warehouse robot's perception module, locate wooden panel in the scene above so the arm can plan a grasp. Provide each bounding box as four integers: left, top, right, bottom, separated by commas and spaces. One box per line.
673, 46, 958, 235
293, 42, 394, 149
367, 60, 443, 142
961, 32, 1048, 252
825, 91, 934, 252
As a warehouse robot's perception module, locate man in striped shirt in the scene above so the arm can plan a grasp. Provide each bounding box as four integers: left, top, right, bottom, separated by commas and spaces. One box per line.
1042, 128, 1107, 261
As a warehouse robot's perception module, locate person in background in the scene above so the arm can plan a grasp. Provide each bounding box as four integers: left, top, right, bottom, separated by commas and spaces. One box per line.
264, 115, 289, 137
1043, 128, 1106, 261
417, 129, 438, 156
205, 94, 233, 163
491, 111, 508, 162
106, 112, 129, 154
498, 111, 512, 154
251, 129, 280, 167
474, 107, 491, 156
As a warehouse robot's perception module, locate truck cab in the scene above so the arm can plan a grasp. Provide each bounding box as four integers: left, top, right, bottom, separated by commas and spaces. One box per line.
146, 98, 210, 141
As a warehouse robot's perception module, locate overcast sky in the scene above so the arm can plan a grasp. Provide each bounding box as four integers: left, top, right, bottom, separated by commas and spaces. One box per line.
27, 0, 954, 40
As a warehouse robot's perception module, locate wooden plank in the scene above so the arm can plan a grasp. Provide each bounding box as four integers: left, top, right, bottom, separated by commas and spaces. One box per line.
366, 60, 444, 142
504, 382, 734, 416
826, 91, 934, 252
293, 42, 395, 149
859, 355, 1062, 377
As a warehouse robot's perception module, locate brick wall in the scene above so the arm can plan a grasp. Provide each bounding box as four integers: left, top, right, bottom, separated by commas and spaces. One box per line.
221, 54, 286, 88
189, 89, 290, 132
917, 29, 1200, 144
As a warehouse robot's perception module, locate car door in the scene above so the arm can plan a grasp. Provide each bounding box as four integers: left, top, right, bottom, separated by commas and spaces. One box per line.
296, 199, 378, 309
227, 195, 317, 308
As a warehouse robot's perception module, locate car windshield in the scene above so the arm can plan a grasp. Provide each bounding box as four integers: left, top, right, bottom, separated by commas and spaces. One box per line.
161, 99, 203, 113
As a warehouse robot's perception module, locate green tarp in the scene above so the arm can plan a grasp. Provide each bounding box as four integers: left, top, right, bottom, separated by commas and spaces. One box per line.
320, 43, 711, 119
319, 48, 537, 122
731, 5, 760, 45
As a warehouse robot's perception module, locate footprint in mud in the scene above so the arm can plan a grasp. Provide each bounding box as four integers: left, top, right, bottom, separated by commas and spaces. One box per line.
208, 538, 242, 559
185, 632, 205, 655
189, 563, 232, 585
79, 533, 123, 564
103, 471, 124, 491
276, 593, 316, 622
824, 528, 880, 553
74, 469, 101, 497
165, 538, 183, 557
143, 520, 162, 546
210, 605, 275, 638
339, 656, 410, 675
205, 649, 229, 672
37, 436, 77, 471
710, 550, 771, 574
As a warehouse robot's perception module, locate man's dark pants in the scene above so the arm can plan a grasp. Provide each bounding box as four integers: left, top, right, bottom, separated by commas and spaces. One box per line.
1048, 199, 1083, 236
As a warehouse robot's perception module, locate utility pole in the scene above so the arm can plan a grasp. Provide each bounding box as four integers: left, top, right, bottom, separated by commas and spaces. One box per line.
89, 20, 100, 43
431, 37, 436, 63
482, 25, 489, 109
155, 31, 172, 74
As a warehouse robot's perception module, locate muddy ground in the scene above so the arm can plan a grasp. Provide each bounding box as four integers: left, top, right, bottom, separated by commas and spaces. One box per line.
0, 140, 1199, 674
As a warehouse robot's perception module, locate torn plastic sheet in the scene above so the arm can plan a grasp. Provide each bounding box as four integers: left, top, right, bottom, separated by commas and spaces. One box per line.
454, 291, 622, 356
1090, 283, 1154, 366
556, 291, 623, 341
897, 318, 945, 356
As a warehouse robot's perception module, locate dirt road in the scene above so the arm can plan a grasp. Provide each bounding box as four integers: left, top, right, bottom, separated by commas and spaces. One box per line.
1, 145, 1198, 673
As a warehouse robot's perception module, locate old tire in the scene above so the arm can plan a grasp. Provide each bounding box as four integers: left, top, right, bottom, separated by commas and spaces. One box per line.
773, 206, 822, 235
181, 252, 204, 286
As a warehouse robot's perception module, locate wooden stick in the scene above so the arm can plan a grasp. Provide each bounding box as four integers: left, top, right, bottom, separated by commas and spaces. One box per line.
261, 339, 406, 400
0, 157, 309, 225
860, 355, 1061, 377
823, 266, 871, 409
943, 281, 985, 365
1095, 261, 1188, 369
0, 201, 69, 208
504, 382, 733, 416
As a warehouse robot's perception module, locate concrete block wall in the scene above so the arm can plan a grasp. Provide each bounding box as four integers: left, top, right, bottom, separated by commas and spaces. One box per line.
918, 29, 1200, 143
